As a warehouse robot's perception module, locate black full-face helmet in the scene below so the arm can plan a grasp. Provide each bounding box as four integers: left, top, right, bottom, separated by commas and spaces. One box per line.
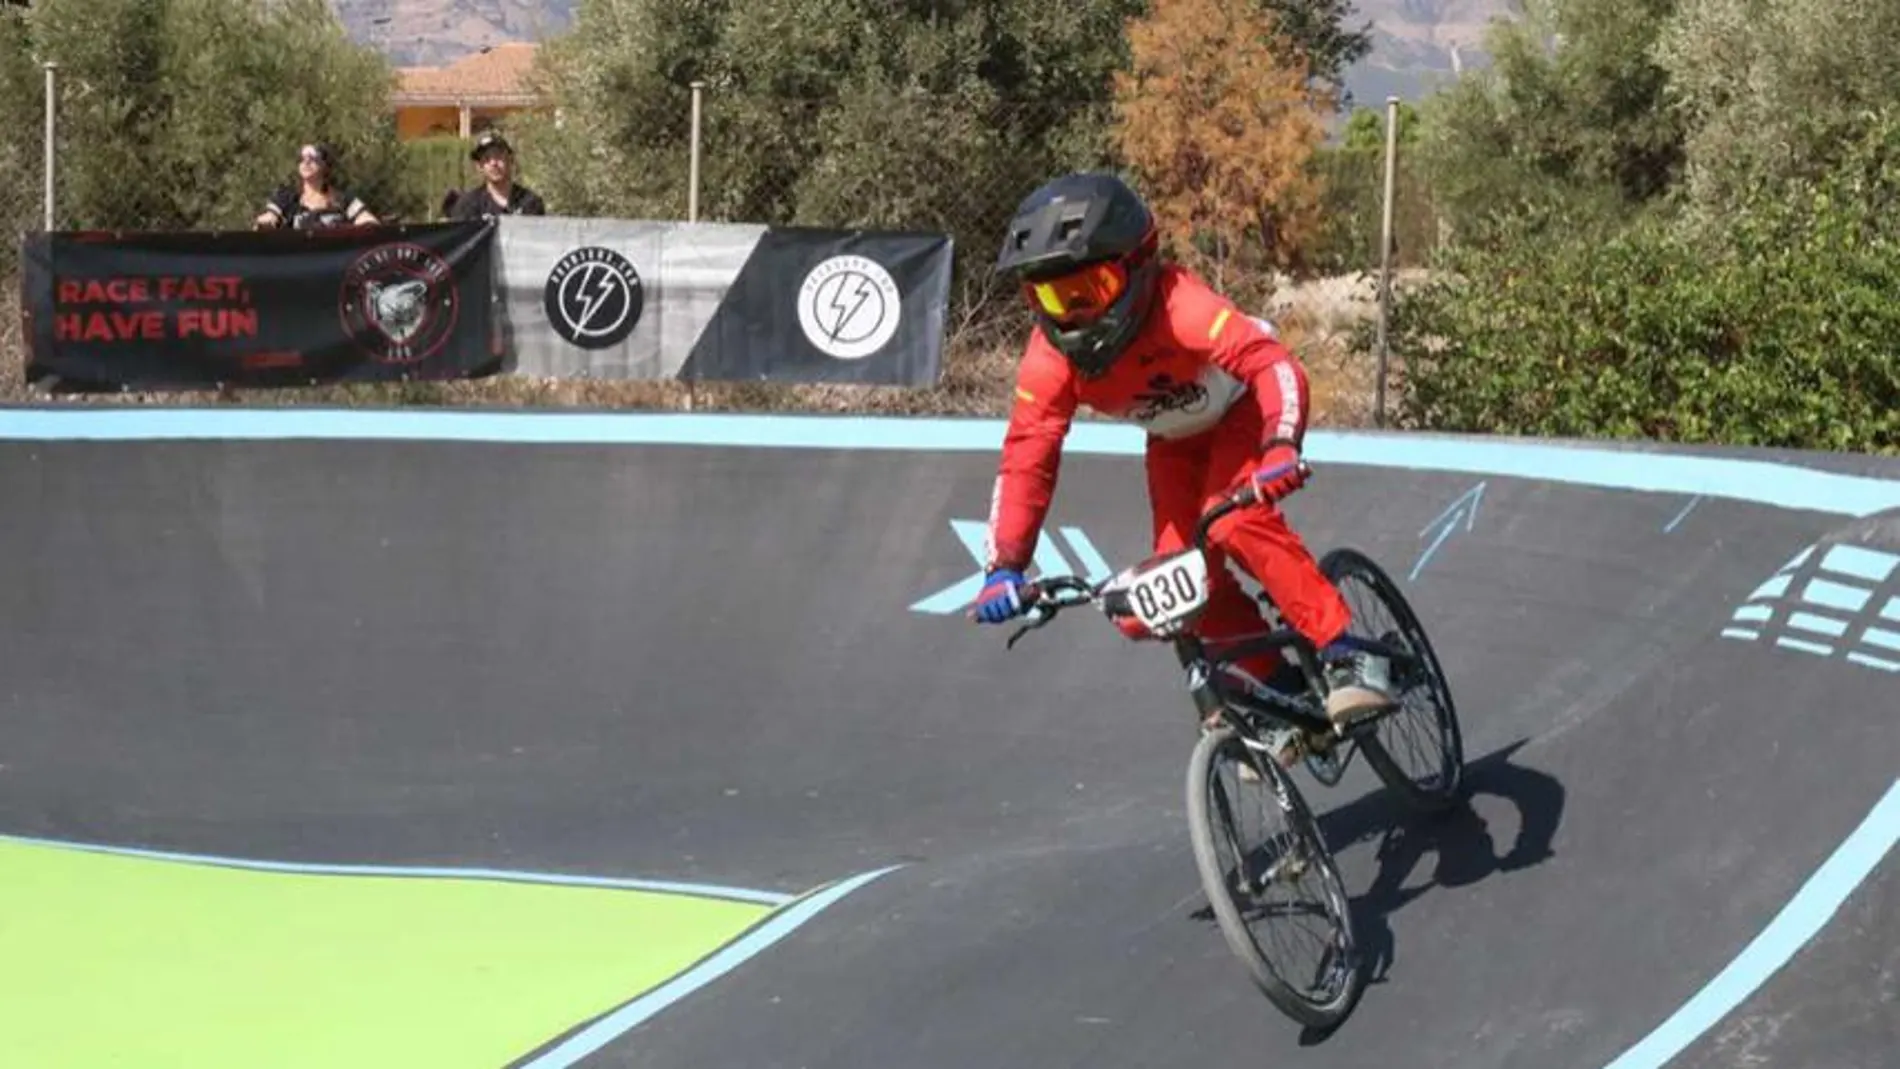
995, 172, 1161, 378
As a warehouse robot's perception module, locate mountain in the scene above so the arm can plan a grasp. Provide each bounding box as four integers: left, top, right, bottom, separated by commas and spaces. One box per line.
333, 0, 579, 67
335, 0, 1519, 102
1342, 0, 1520, 104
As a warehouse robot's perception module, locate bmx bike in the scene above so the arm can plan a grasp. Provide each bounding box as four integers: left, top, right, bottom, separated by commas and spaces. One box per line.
996, 462, 1466, 1028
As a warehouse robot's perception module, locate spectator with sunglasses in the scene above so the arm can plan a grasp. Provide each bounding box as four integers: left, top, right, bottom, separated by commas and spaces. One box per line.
971, 172, 1396, 760
254, 143, 378, 231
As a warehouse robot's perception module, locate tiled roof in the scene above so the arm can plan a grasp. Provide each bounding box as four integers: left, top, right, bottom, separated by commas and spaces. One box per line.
394, 43, 539, 104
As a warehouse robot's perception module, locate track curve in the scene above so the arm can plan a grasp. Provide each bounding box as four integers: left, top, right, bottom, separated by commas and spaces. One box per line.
0, 410, 1893, 1068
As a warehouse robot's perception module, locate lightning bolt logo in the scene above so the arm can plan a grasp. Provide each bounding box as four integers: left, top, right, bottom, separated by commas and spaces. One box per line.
570, 263, 618, 331
826, 275, 875, 342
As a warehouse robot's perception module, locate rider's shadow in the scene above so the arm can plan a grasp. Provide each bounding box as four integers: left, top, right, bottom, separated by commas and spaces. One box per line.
1299, 739, 1565, 1043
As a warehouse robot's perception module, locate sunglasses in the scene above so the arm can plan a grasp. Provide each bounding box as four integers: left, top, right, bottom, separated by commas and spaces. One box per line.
1024, 260, 1128, 326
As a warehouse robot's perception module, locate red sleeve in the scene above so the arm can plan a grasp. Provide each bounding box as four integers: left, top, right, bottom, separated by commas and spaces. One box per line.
1160, 269, 1308, 447
985, 333, 1078, 571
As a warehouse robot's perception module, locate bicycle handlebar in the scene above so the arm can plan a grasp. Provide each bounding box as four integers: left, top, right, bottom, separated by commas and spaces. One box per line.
1000, 460, 1313, 650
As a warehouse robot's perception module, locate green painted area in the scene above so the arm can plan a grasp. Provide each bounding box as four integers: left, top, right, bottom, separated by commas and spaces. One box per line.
0, 839, 774, 1068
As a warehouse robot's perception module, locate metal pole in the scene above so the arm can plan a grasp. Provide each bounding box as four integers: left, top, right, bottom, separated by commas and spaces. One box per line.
43, 62, 57, 231
688, 80, 704, 224
684, 80, 705, 411
1374, 95, 1399, 430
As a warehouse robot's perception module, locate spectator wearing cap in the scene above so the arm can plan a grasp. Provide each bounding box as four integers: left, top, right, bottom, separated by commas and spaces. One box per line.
450, 130, 546, 220
254, 142, 379, 230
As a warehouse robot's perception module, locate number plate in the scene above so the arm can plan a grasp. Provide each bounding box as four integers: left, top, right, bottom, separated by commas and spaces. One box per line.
1124, 549, 1210, 634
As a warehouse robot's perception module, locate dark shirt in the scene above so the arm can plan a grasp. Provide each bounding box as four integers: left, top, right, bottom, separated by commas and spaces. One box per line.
450, 183, 546, 220
264, 185, 369, 230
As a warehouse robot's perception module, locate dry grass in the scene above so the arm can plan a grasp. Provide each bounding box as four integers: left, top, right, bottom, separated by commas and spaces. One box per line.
0, 270, 1395, 426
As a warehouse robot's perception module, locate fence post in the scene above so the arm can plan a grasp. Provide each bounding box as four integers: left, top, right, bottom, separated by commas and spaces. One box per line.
43, 61, 57, 231
1374, 94, 1399, 430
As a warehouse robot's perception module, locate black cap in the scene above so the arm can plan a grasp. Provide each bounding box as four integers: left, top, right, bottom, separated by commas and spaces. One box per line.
470, 130, 513, 160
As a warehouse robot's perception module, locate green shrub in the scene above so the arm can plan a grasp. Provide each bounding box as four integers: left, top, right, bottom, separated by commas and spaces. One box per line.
1389, 114, 1900, 453
404, 135, 474, 218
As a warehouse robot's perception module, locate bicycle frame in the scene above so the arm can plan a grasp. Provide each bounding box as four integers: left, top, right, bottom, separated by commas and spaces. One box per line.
1003, 462, 1422, 745
1168, 624, 1418, 741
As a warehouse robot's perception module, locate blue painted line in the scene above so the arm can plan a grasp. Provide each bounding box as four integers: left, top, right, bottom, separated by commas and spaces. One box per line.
1748, 575, 1793, 601
1059, 526, 1114, 583
1787, 612, 1849, 639
1847, 652, 1900, 673
1417, 482, 1486, 537
1031, 529, 1074, 581
521, 865, 903, 1068
908, 520, 991, 615
1410, 520, 1459, 583
1664, 495, 1703, 533
1601, 779, 1900, 1069
1410, 482, 1485, 581
1821, 545, 1900, 584
5, 410, 1900, 517
1774, 636, 1835, 657
1861, 627, 1900, 653
0, 832, 794, 905
1804, 578, 1873, 614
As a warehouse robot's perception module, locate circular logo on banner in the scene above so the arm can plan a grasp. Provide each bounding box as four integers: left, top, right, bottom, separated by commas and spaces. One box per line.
797, 254, 902, 360
544, 246, 644, 350
338, 243, 459, 366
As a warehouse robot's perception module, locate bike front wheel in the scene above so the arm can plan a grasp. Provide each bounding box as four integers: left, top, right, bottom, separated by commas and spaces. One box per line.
1186, 724, 1364, 1028
1322, 547, 1466, 812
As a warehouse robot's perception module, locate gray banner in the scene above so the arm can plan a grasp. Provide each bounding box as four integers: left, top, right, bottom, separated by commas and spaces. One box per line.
495, 217, 765, 380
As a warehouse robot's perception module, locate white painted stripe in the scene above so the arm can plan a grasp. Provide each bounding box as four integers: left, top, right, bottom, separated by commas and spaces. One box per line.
1720, 628, 1760, 641
1774, 636, 1834, 657
1846, 652, 1900, 673
1787, 612, 1849, 639
1731, 605, 1772, 623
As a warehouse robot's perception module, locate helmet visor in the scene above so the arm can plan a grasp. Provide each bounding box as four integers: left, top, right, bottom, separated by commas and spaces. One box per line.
1024, 260, 1127, 327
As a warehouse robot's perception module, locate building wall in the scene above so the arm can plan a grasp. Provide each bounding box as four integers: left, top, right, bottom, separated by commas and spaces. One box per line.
396, 105, 531, 142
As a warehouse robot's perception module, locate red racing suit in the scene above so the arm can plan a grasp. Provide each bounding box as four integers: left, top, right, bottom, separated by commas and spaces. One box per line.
984, 264, 1352, 673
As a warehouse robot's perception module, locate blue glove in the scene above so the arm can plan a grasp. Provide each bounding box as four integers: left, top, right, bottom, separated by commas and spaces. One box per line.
971, 568, 1030, 624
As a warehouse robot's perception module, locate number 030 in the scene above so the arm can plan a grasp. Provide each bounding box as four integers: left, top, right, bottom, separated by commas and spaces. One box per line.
1134, 564, 1201, 624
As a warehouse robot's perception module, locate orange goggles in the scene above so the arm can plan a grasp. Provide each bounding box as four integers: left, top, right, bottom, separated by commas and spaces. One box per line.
1024, 261, 1128, 325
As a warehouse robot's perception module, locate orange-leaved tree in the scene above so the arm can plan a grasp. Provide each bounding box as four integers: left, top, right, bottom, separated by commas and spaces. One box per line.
1112, 0, 1332, 291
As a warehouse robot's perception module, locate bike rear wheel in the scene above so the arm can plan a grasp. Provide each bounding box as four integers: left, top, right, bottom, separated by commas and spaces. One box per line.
1186, 724, 1363, 1028
1321, 547, 1466, 812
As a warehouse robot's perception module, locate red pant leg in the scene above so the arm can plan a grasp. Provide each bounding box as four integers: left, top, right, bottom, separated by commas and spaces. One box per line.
1145, 422, 1287, 682
1197, 388, 1352, 653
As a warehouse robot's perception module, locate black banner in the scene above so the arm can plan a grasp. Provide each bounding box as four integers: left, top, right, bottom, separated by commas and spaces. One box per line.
679, 227, 952, 387
21, 222, 498, 392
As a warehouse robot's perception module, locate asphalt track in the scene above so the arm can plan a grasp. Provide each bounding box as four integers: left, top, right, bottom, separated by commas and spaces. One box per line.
0, 409, 1895, 1068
